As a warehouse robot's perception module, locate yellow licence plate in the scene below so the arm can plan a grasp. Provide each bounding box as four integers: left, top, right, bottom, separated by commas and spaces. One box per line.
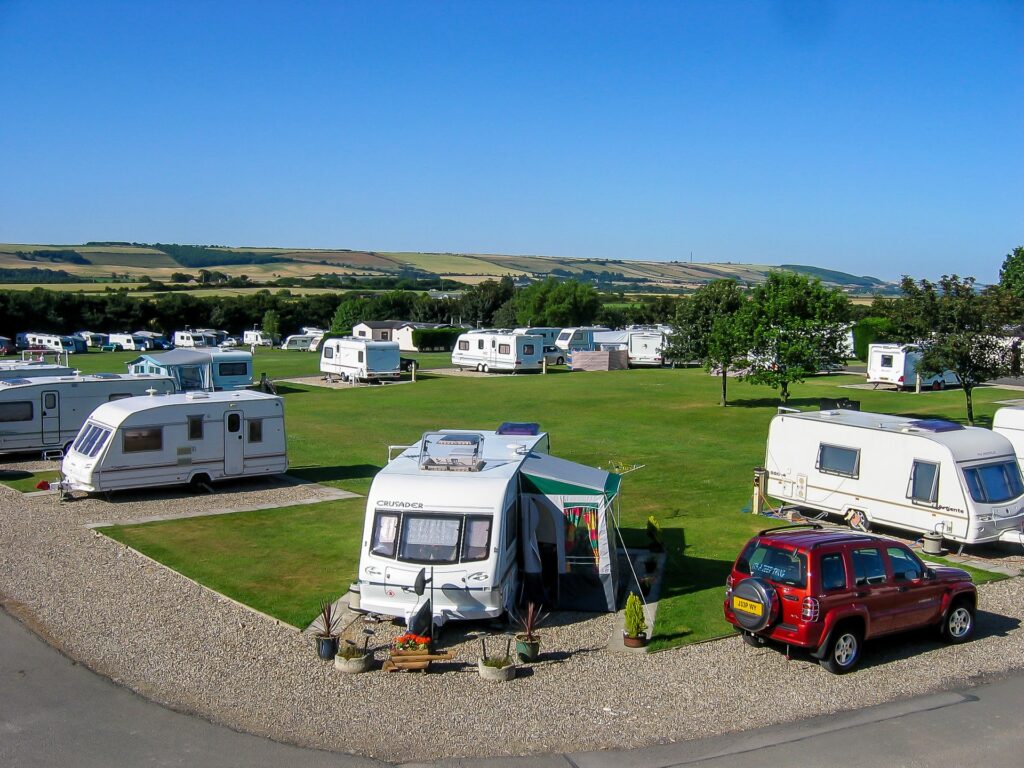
732, 596, 763, 616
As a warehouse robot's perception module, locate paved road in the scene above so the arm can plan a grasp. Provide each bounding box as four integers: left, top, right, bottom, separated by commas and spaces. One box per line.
3, 606, 1023, 768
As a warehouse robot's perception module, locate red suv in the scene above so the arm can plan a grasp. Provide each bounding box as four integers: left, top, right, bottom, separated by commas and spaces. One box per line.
724, 525, 977, 673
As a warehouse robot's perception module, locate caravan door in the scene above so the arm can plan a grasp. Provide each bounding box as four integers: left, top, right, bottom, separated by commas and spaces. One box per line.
224, 411, 244, 475
41, 390, 60, 445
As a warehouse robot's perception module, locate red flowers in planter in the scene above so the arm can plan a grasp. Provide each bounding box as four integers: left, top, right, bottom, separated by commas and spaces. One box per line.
393, 633, 431, 651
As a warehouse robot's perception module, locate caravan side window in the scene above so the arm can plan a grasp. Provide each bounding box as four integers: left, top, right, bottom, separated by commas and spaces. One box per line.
358, 351, 364, 363
498, 343, 511, 355
370, 512, 399, 557
0, 402, 33, 422
908, 460, 939, 504
462, 516, 492, 562
458, 340, 469, 351
323, 346, 334, 359
248, 418, 263, 443
123, 427, 162, 453
477, 339, 484, 350
816, 444, 860, 478
188, 415, 203, 440
219, 362, 248, 376
523, 343, 535, 355
880, 354, 894, 368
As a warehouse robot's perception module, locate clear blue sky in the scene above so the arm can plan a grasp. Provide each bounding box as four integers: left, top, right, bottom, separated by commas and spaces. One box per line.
1, 1, 1020, 282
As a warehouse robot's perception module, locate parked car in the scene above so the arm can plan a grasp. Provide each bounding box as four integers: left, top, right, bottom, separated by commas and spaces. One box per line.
542, 345, 565, 366
219, 337, 240, 348
723, 525, 976, 674
0, 336, 15, 355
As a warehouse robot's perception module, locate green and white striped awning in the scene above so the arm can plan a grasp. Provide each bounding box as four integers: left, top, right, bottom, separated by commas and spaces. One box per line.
520, 453, 621, 499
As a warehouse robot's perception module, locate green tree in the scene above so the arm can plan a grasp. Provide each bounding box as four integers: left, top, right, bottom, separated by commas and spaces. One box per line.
261, 309, 281, 340
740, 272, 850, 403
330, 296, 371, 332
999, 246, 1024, 299
666, 280, 747, 406
508, 278, 601, 327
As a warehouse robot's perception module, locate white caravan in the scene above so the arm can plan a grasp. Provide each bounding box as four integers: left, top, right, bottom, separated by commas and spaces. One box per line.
0, 364, 74, 381
992, 407, 1024, 470
512, 327, 561, 345
764, 408, 1024, 546
554, 326, 611, 352
355, 425, 623, 627
867, 343, 960, 391
173, 330, 209, 348
108, 333, 152, 351
243, 329, 276, 347
320, 337, 400, 382
61, 390, 288, 494
627, 331, 666, 366
451, 332, 543, 373
281, 333, 316, 351
0, 374, 175, 456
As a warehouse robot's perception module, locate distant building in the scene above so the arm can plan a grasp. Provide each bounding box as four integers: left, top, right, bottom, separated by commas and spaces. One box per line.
352, 320, 460, 352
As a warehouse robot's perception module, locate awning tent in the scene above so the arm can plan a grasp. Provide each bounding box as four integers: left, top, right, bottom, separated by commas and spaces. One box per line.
126, 350, 211, 391
520, 453, 621, 612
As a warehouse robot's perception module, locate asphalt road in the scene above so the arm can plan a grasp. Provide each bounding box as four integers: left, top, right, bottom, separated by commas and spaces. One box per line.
3, 606, 1023, 768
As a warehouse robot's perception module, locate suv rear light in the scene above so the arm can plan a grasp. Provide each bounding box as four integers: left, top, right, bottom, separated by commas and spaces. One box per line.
801, 597, 820, 622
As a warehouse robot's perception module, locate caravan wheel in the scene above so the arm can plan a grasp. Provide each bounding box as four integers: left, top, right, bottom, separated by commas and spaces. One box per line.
483, 364, 489, 373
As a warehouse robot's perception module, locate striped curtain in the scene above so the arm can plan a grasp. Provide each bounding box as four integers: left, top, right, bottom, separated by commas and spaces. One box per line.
563, 505, 600, 564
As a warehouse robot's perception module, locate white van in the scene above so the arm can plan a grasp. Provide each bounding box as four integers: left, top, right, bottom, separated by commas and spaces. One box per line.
0, 374, 175, 456
867, 344, 960, 391
451, 332, 543, 373
320, 337, 400, 382
555, 327, 611, 353
764, 408, 1024, 546
61, 390, 287, 494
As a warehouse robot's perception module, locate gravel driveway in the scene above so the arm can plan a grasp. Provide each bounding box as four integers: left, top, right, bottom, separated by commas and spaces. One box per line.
2, 468, 1023, 762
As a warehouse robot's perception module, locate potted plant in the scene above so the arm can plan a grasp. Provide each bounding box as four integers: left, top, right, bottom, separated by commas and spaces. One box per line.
512, 602, 549, 663
315, 598, 342, 660
477, 635, 516, 681
623, 593, 648, 648
334, 629, 373, 674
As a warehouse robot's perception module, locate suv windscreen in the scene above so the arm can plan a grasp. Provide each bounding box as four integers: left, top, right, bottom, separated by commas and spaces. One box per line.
735, 541, 807, 587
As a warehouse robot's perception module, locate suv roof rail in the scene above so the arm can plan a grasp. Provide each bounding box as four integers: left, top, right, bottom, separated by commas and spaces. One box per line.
757, 523, 824, 536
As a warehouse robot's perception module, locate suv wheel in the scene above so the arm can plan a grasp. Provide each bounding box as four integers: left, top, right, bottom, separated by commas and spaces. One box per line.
941, 599, 975, 644
820, 624, 862, 674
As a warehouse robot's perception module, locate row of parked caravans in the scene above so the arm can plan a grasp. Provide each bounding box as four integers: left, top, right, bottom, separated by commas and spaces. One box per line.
764, 406, 1024, 547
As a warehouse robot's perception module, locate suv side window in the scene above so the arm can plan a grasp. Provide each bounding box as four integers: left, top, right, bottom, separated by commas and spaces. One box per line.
887, 547, 924, 582
819, 552, 847, 591
852, 547, 887, 586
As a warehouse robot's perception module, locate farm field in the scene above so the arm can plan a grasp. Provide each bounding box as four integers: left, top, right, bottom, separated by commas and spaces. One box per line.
91, 365, 1018, 648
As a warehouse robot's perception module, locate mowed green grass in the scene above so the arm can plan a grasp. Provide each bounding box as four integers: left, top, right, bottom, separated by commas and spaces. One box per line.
93, 365, 1019, 640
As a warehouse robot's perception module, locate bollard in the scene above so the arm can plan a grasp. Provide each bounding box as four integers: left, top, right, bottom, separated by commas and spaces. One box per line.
752, 467, 768, 515
542, 358, 548, 375
412, 364, 417, 383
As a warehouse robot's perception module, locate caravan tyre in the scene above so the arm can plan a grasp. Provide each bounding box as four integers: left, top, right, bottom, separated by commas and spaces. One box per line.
483, 364, 489, 373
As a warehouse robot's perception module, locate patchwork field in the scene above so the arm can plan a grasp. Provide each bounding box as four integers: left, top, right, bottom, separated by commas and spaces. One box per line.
87, 361, 1016, 647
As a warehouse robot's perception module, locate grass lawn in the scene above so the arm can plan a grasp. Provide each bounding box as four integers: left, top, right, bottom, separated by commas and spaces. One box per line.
0, 469, 60, 493
94, 367, 1019, 640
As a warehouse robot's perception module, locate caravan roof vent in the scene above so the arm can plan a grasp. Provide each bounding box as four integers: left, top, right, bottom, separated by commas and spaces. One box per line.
186, 391, 210, 400
93, 373, 120, 379
907, 419, 964, 433
0, 378, 30, 386
497, 422, 540, 436
419, 432, 484, 472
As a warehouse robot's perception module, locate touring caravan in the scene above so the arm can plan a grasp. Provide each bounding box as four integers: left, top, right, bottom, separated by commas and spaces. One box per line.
320, 337, 400, 382
60, 390, 287, 494
243, 329, 276, 347
992, 407, 1024, 470
451, 332, 543, 373
627, 331, 666, 367
281, 333, 316, 351
108, 333, 152, 351
867, 344, 960, 391
512, 327, 562, 346
0, 362, 75, 381
21, 333, 86, 354
127, 349, 253, 391
0, 374, 175, 456
173, 330, 209, 348
355, 425, 622, 628
554, 327, 611, 353
764, 408, 1024, 546
75, 331, 108, 348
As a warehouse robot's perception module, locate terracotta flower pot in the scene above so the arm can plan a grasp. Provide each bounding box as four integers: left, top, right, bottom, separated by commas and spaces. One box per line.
623, 632, 648, 649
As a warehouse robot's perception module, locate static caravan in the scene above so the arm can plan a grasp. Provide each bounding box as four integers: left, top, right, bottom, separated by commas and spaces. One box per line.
243, 329, 276, 347
867, 344, 960, 391
627, 331, 666, 367
765, 409, 1024, 546
173, 330, 209, 348
61, 390, 287, 494
554, 327, 611, 353
355, 425, 622, 628
512, 327, 561, 346
320, 337, 400, 382
127, 349, 253, 391
451, 332, 543, 373
108, 333, 152, 351
0, 374, 175, 456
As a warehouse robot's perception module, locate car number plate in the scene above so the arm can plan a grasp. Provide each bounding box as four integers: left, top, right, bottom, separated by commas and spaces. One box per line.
732, 596, 763, 616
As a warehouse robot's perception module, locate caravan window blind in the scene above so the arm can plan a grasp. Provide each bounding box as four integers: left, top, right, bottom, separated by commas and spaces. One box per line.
816, 443, 860, 478
370, 512, 399, 558
123, 427, 162, 453
498, 344, 511, 355
398, 515, 460, 564
461, 517, 491, 562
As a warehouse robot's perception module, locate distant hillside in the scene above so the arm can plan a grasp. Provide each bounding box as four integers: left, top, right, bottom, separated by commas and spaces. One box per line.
0, 242, 898, 295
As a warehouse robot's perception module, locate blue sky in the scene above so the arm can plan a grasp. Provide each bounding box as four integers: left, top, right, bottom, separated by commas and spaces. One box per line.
1, 1, 1020, 282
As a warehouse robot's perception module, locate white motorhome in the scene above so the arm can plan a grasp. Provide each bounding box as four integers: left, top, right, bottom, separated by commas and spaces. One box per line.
512, 327, 561, 346
0, 374, 175, 456
867, 343, 960, 391
764, 408, 1024, 546
173, 330, 209, 348
355, 425, 622, 627
108, 333, 152, 351
554, 326, 611, 352
451, 332, 543, 373
61, 390, 287, 494
320, 337, 400, 382
243, 329, 276, 347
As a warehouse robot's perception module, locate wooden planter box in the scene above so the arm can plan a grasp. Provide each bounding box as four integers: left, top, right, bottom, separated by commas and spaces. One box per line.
382, 649, 454, 673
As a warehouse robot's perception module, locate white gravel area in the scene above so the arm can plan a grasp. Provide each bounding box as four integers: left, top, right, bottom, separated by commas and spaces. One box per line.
2, 476, 1024, 763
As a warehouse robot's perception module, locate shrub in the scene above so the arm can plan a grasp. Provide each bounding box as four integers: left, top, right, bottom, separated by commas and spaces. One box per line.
624, 593, 647, 638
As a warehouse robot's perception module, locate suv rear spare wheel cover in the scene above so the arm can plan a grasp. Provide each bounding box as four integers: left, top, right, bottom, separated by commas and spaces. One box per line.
730, 577, 778, 632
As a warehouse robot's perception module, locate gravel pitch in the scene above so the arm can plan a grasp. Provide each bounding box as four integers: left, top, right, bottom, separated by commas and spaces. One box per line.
2, 467, 1024, 762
